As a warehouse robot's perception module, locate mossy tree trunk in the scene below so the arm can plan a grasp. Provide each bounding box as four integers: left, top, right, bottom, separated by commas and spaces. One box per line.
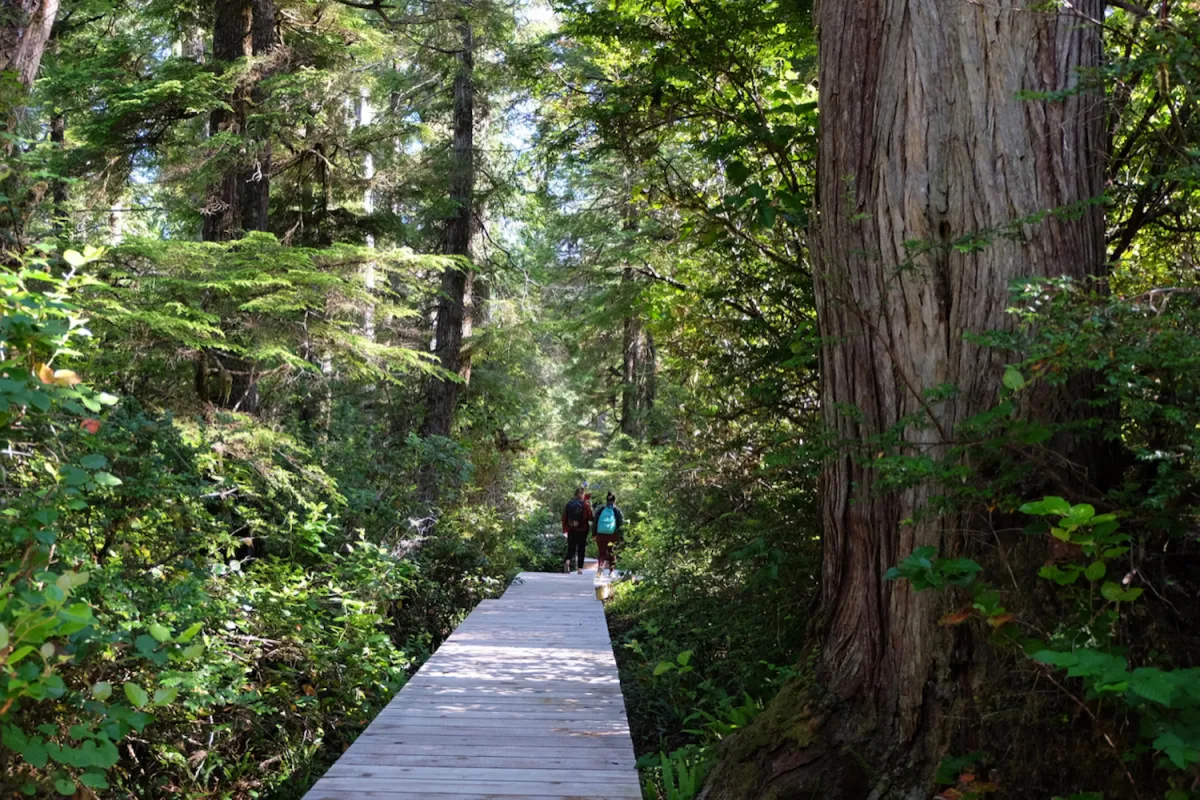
701, 1, 1107, 797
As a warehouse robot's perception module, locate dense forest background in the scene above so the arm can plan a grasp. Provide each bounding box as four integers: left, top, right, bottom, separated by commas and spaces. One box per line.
2, 0, 1200, 797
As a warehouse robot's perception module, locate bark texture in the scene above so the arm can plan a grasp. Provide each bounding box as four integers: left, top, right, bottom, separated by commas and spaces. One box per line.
197, 0, 277, 411
0, 0, 59, 88
202, 0, 253, 242
620, 269, 656, 439
422, 8, 476, 439
201, 0, 277, 241
702, 1, 1106, 796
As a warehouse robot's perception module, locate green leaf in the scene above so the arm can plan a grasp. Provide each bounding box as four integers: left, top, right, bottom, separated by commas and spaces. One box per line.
1131, 668, 1176, 707
58, 603, 93, 626
181, 643, 203, 660
92, 682, 112, 701
123, 682, 148, 708
1042, 497, 1071, 516
9, 645, 34, 665
1064, 504, 1096, 526
61, 466, 89, 487
78, 773, 108, 790
21, 740, 48, 768
177, 622, 202, 643
79, 453, 107, 470
92, 472, 122, 487
149, 623, 172, 643
62, 250, 86, 268
653, 661, 675, 676
1002, 366, 1025, 390
676, 650, 693, 667
55, 779, 75, 796
0, 623, 7, 650
1084, 561, 1106, 581
725, 161, 751, 184
54, 571, 88, 591
153, 687, 179, 706
1031, 649, 1079, 668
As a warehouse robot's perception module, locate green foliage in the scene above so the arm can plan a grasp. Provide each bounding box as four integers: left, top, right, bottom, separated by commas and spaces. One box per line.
638, 745, 712, 800
890, 498, 1200, 791
884, 546, 982, 591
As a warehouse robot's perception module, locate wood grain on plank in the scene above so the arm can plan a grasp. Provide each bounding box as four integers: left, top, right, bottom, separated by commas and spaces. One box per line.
302, 570, 641, 800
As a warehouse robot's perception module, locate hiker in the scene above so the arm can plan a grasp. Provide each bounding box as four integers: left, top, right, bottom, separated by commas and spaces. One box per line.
593, 491, 624, 577
561, 487, 593, 574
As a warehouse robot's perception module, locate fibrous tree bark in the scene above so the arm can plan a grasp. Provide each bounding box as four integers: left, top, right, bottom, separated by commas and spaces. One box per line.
242, 0, 278, 233
201, 0, 253, 242
701, 1, 1106, 797
620, 268, 655, 439
197, 0, 278, 411
0, 0, 59, 90
202, 0, 277, 241
422, 5, 476, 439
618, 191, 654, 439
0, 0, 59, 252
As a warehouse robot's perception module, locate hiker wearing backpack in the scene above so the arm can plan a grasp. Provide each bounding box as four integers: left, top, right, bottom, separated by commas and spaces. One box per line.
561, 487, 593, 574
593, 492, 624, 577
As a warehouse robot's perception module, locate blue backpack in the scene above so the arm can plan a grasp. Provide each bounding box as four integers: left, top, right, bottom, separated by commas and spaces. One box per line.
597, 506, 617, 535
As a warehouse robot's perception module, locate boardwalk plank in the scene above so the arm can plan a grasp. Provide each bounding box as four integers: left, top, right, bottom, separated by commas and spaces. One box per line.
303, 568, 640, 800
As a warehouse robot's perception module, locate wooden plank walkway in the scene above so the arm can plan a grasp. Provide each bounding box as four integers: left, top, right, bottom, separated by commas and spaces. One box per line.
303, 562, 640, 799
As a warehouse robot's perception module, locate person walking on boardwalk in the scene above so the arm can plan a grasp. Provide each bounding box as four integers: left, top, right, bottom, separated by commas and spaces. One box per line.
593, 492, 624, 578
562, 487, 592, 574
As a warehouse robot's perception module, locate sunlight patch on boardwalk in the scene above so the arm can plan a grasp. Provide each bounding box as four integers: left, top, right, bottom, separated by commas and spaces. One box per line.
303, 564, 641, 799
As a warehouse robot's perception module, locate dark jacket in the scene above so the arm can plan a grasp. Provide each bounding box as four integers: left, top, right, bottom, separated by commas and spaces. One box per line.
562, 498, 593, 534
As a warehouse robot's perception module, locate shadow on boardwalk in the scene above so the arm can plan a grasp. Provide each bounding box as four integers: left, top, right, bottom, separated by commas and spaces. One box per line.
303, 563, 640, 799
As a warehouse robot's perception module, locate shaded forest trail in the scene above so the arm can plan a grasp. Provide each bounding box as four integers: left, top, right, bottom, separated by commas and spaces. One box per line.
303, 563, 640, 800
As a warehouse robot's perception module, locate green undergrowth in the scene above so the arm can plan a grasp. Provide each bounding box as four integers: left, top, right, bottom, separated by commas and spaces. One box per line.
598, 442, 819, 799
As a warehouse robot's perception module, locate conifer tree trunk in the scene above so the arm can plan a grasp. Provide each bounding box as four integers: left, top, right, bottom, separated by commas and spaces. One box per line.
197, 0, 277, 411
701, 2, 1106, 796
202, 0, 276, 241
618, 196, 654, 439
242, 0, 278, 234
202, 0, 253, 242
0, 0, 59, 90
422, 7, 476, 439
620, 270, 655, 439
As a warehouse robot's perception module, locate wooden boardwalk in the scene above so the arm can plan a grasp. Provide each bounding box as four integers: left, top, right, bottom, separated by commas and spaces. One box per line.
303, 564, 640, 799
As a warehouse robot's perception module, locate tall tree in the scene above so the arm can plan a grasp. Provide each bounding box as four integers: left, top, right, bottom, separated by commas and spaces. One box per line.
701, 1, 1107, 796
202, 0, 277, 241
619, 273, 655, 439
0, 0, 59, 91
197, 0, 278, 410
423, 2, 476, 439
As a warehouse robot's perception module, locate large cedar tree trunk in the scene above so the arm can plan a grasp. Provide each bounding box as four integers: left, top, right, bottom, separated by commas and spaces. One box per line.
0, 0, 59, 252
0, 0, 59, 90
701, 2, 1106, 797
422, 9, 476, 439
